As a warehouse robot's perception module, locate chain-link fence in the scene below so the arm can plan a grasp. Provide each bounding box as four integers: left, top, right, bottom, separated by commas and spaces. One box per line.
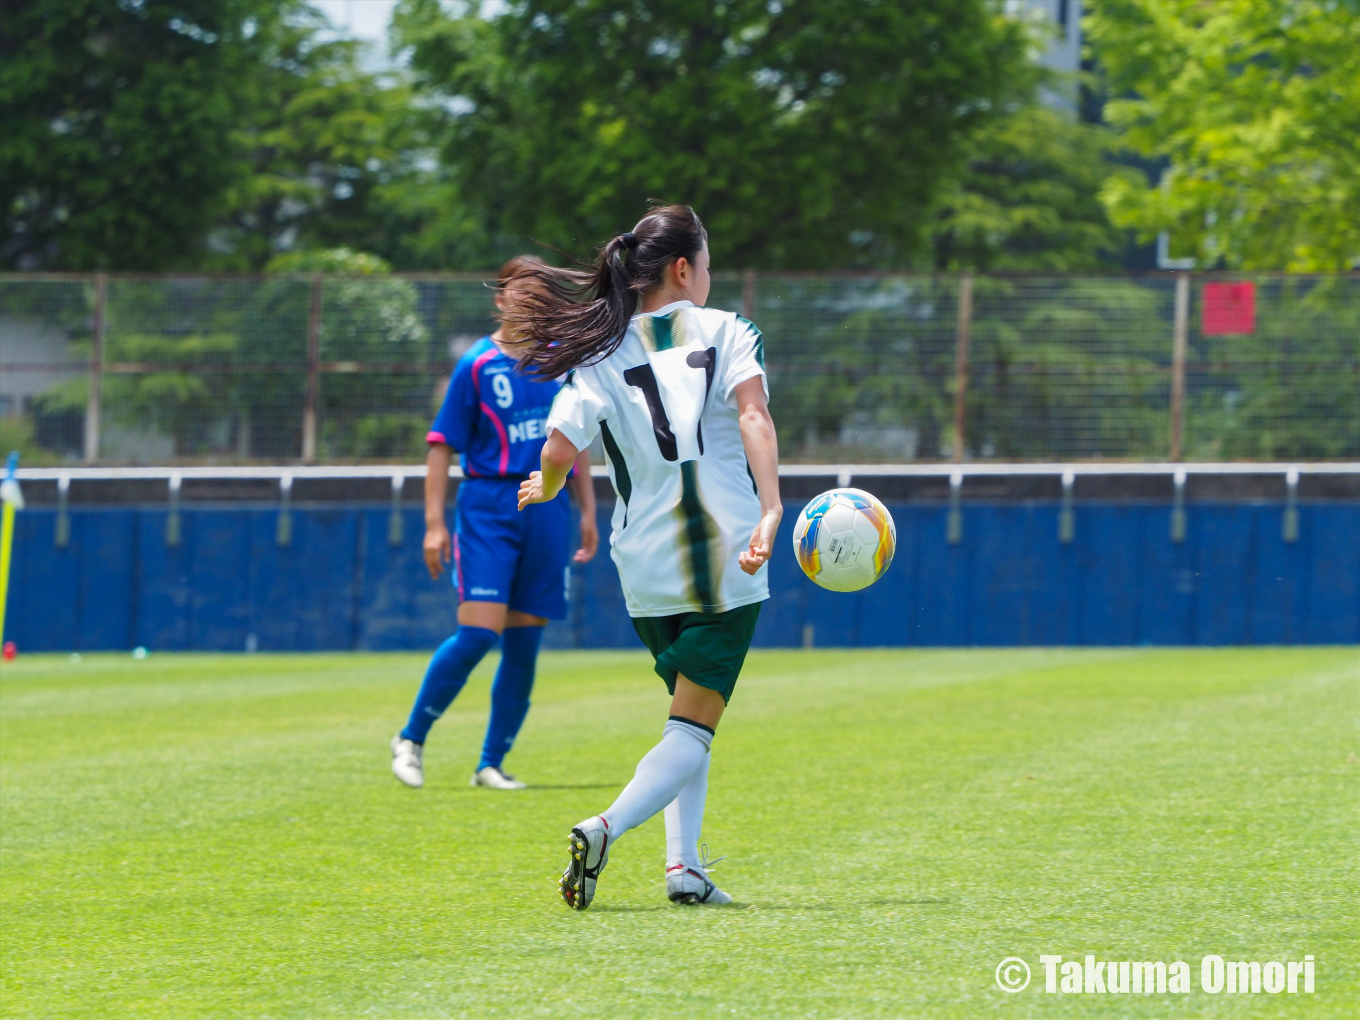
2, 272, 1356, 465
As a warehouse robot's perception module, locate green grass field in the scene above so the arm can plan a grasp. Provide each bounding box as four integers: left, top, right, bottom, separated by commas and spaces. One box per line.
1, 648, 1356, 1019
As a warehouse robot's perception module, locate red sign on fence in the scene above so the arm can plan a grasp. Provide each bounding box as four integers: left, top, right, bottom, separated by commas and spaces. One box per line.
1202, 281, 1256, 335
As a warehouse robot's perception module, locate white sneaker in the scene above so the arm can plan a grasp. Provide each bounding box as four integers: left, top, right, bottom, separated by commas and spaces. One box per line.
560, 816, 610, 910
390, 735, 423, 788
470, 765, 526, 790
666, 850, 732, 905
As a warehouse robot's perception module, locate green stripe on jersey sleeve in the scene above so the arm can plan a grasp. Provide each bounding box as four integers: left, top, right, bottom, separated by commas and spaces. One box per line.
737, 315, 765, 369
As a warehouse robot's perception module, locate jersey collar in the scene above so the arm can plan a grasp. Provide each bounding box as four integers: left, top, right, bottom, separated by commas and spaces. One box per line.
478, 334, 517, 362
637, 300, 694, 317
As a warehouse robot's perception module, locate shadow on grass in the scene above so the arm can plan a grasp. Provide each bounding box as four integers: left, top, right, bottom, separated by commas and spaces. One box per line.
593, 897, 948, 913
745, 898, 950, 911
419, 781, 621, 795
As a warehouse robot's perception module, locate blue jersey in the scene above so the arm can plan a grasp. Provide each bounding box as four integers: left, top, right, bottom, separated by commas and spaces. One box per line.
427, 337, 562, 478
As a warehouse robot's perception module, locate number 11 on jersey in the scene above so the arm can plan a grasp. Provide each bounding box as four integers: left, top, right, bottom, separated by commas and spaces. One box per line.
623, 348, 716, 462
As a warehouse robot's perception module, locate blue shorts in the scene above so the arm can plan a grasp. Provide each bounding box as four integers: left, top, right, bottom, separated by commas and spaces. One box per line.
453, 478, 571, 620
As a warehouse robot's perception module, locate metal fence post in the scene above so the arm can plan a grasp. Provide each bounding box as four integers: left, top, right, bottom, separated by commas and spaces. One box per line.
741, 269, 757, 321
1283, 468, 1299, 543
1170, 273, 1190, 462
55, 473, 70, 548
1171, 467, 1187, 542
947, 468, 964, 544
276, 473, 294, 547
388, 473, 405, 546
165, 473, 182, 547
84, 273, 107, 464
1058, 469, 1075, 543
302, 275, 323, 463
952, 274, 973, 463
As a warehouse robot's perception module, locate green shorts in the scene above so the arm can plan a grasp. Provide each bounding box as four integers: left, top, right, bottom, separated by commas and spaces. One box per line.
631, 601, 764, 704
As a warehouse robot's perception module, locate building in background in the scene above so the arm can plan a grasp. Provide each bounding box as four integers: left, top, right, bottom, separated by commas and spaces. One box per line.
1014, 0, 1083, 110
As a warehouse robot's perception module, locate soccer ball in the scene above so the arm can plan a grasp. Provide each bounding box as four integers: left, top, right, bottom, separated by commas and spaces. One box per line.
792, 488, 896, 592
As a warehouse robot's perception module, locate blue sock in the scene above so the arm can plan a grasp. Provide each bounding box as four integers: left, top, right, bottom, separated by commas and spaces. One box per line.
478, 625, 544, 771
401, 626, 499, 744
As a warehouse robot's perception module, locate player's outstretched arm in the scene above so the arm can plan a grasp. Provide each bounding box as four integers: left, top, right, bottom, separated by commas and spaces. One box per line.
735, 376, 782, 575
423, 443, 454, 579
566, 447, 599, 562
519, 429, 580, 511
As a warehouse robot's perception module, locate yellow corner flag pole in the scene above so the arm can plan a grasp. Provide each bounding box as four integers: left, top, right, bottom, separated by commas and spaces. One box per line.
0, 452, 23, 651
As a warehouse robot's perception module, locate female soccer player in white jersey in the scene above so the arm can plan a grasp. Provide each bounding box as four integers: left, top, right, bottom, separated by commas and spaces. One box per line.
515, 205, 781, 909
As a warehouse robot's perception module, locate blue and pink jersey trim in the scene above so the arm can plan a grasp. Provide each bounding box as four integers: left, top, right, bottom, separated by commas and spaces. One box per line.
427, 336, 564, 480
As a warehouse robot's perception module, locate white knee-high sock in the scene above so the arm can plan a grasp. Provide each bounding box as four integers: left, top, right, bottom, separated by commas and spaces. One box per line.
664, 746, 709, 869
602, 718, 712, 839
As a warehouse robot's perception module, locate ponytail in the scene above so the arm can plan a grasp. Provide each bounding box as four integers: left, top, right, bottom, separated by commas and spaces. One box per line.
507, 205, 708, 378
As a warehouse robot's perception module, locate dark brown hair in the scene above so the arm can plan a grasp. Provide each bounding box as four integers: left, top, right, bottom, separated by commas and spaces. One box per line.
507, 205, 708, 377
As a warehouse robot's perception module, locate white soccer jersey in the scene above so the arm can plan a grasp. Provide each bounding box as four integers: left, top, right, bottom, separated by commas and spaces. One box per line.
547, 300, 769, 617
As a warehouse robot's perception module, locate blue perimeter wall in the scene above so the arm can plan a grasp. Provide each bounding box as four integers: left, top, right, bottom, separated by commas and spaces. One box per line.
5, 501, 1359, 652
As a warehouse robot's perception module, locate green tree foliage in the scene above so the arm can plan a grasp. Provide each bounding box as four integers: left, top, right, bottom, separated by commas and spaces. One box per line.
2, 1, 1124, 274
0, 417, 63, 466
1, 0, 281, 269
1087, 0, 1360, 270
750, 275, 1177, 461
101, 332, 238, 455
1187, 277, 1360, 460
240, 249, 431, 459
29, 279, 269, 458
24, 252, 434, 460
931, 103, 1133, 272
965, 278, 1170, 458
741, 276, 957, 460
210, 13, 435, 270
0, 1, 426, 272
392, 0, 1033, 269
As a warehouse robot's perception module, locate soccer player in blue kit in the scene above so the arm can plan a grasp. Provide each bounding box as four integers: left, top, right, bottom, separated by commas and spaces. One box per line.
391, 256, 597, 790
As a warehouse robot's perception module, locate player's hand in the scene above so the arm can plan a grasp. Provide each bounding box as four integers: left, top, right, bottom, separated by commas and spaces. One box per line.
739, 508, 782, 574
574, 513, 599, 563
423, 522, 451, 580
518, 471, 548, 510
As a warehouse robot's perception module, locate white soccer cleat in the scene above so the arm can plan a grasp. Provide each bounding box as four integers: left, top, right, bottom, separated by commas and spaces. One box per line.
560, 816, 610, 910
666, 853, 733, 905
470, 765, 526, 790
390, 735, 424, 788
